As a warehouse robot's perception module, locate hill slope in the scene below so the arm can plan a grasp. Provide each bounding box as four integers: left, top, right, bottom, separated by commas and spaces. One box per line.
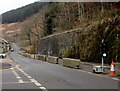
2, 2, 48, 24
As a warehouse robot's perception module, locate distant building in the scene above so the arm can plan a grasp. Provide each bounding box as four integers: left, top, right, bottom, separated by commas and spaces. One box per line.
0, 37, 10, 53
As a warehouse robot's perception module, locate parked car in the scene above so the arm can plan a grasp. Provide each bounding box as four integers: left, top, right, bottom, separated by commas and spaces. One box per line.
10, 48, 14, 52
0, 53, 6, 58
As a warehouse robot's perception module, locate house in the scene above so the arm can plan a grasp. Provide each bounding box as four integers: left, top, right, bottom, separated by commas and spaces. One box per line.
0, 37, 10, 53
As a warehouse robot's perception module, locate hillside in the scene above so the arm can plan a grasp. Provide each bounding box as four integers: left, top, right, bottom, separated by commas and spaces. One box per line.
2, 2, 120, 63
1, 22, 21, 42
2, 2, 48, 24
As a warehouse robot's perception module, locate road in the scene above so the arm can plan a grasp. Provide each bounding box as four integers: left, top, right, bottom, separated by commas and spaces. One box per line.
1, 43, 119, 91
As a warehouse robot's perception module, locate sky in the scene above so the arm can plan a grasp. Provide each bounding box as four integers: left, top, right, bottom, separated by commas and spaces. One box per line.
0, 0, 119, 14
0, 0, 40, 14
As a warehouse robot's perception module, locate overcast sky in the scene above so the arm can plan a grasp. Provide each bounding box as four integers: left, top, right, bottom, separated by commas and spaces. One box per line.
0, 0, 119, 14
0, 0, 40, 14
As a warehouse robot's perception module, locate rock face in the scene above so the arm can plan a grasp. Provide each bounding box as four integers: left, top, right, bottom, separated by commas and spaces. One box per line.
38, 29, 79, 57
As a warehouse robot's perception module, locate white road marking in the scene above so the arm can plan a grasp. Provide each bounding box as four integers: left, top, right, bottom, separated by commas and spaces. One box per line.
16, 77, 21, 79
30, 79, 37, 83
16, 66, 48, 90
23, 73, 28, 76
27, 76, 32, 79
112, 78, 119, 81
78, 69, 119, 81
16, 67, 28, 76
0, 81, 32, 85
12, 68, 24, 83
18, 80, 24, 83
34, 82, 42, 86
39, 87, 47, 90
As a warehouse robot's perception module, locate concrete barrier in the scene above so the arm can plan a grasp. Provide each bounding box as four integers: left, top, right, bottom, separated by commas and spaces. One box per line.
47, 56, 58, 64
18, 52, 22, 55
30, 54, 35, 59
58, 59, 63, 66
38, 55, 46, 61
24, 53, 28, 57
34, 54, 38, 60
115, 63, 120, 76
22, 52, 25, 56
63, 58, 80, 69
26, 53, 30, 58
21, 52, 24, 56
18, 52, 81, 69
28, 53, 31, 58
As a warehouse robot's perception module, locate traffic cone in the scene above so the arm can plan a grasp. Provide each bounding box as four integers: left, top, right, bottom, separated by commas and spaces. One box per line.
110, 60, 115, 76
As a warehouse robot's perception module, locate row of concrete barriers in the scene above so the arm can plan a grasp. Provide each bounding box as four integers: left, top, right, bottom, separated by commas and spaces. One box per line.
19, 52, 80, 69
18, 52, 120, 76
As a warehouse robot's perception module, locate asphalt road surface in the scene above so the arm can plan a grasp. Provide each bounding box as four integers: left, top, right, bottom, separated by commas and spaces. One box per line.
1, 43, 119, 91
0, 63, 11, 70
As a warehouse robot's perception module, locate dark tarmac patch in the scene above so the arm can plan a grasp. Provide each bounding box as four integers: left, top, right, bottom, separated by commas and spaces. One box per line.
0, 63, 11, 70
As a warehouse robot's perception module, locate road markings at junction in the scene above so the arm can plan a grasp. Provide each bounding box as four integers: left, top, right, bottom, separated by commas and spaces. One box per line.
34, 82, 42, 86
0, 64, 19, 71
18, 80, 24, 83
30, 79, 37, 83
15, 66, 48, 91
27, 76, 32, 79
1, 81, 32, 85
39, 87, 48, 90
16, 66, 28, 76
11, 68, 24, 83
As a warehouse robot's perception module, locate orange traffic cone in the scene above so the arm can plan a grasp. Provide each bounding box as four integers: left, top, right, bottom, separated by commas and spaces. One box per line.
110, 60, 115, 76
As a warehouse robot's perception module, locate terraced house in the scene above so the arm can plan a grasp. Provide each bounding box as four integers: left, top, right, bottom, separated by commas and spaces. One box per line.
0, 37, 10, 53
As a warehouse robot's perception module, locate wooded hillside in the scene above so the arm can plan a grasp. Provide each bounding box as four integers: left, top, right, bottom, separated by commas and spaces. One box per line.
2, 2, 120, 63
2, 2, 48, 23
